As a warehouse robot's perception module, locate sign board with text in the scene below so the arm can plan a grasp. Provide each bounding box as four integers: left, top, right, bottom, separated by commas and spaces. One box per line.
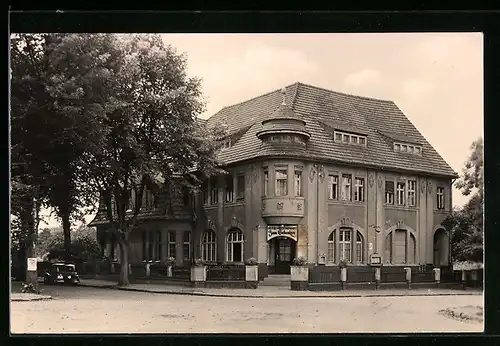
370, 254, 382, 266
267, 225, 298, 241
27, 258, 37, 271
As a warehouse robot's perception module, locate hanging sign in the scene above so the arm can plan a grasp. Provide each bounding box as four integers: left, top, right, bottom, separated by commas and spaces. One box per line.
267, 225, 298, 241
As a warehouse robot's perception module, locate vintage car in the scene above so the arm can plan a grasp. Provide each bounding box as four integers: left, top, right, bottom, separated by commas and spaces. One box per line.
43, 263, 80, 285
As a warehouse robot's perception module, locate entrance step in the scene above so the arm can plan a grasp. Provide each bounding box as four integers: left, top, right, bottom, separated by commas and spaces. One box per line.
260, 274, 291, 287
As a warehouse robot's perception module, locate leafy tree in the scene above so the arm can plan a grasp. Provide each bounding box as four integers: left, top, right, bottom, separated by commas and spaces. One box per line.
11, 33, 118, 262
39, 226, 102, 262
86, 34, 223, 286
443, 137, 483, 263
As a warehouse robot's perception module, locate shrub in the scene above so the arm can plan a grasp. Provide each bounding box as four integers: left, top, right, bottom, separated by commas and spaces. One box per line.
292, 256, 307, 266
164, 257, 176, 266
338, 259, 348, 268
194, 258, 205, 267
21, 282, 43, 294
245, 257, 258, 265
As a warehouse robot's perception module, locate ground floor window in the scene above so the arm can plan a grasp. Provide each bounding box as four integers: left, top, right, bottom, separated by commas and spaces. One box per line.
327, 228, 364, 263
384, 229, 416, 264
227, 228, 244, 262
167, 231, 176, 259
201, 230, 217, 262
183, 231, 191, 260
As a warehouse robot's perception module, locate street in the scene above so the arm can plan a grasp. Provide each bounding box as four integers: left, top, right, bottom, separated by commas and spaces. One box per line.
10, 285, 483, 334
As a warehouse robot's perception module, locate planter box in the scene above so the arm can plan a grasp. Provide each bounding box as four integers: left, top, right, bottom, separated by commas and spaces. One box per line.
290, 266, 309, 291
190, 266, 206, 288
245, 265, 258, 289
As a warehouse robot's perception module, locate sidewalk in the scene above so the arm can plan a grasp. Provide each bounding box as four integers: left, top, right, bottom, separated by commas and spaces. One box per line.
11, 293, 52, 302
79, 279, 483, 298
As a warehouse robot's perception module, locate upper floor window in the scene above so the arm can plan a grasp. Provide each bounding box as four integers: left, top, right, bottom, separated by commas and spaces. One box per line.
334, 130, 367, 146
263, 170, 269, 197
220, 137, 231, 149
202, 181, 209, 205
236, 174, 245, 201
394, 142, 422, 155
341, 174, 352, 201
225, 175, 234, 203
354, 178, 365, 202
407, 180, 416, 207
294, 171, 302, 197
385, 181, 394, 204
328, 175, 339, 200
396, 182, 406, 206
211, 180, 218, 205
437, 187, 445, 209
275, 169, 288, 196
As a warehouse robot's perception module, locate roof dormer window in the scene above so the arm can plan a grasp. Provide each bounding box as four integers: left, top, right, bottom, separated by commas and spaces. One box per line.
394, 142, 422, 155
219, 137, 232, 149
333, 130, 367, 147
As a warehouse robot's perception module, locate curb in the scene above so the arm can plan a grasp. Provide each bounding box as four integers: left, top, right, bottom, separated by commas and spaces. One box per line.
11, 295, 53, 302
79, 283, 483, 299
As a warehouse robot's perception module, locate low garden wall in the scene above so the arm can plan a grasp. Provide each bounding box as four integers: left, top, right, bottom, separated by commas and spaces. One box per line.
301, 265, 465, 291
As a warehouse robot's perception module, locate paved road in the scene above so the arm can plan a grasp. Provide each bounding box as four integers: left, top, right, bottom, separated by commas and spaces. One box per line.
10, 285, 483, 334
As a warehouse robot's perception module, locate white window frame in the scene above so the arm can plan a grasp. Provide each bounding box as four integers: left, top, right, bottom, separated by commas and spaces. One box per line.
202, 181, 209, 205
354, 178, 364, 202
385, 181, 394, 204
328, 175, 338, 200
211, 180, 218, 205
339, 228, 352, 262
327, 231, 335, 262
263, 170, 268, 197
275, 169, 288, 197
407, 180, 416, 207
341, 174, 352, 201
201, 230, 217, 262
294, 170, 302, 197
437, 187, 445, 209
226, 229, 244, 262
167, 231, 176, 259
183, 231, 191, 260
225, 175, 234, 203
396, 182, 406, 206
355, 232, 363, 263
334, 130, 367, 146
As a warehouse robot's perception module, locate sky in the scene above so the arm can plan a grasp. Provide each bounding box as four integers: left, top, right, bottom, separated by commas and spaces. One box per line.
38, 33, 483, 229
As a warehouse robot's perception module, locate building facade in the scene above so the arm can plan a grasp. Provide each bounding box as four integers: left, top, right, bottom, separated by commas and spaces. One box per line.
90, 82, 456, 273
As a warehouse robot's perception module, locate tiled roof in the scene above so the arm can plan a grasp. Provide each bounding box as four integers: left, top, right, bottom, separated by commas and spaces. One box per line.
205, 82, 457, 178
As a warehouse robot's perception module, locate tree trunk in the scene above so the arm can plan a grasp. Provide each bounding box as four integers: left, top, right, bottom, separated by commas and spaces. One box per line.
118, 235, 130, 286
21, 197, 38, 287
62, 212, 72, 262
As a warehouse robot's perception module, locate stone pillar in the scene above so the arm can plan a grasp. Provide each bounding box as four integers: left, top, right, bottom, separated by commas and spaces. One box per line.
375, 267, 381, 289
340, 267, 347, 290
245, 265, 258, 289
190, 266, 207, 288
433, 267, 441, 288
290, 266, 309, 291
404, 267, 411, 289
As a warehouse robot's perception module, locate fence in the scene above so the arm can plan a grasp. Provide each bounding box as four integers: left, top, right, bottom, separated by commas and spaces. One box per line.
206, 264, 245, 281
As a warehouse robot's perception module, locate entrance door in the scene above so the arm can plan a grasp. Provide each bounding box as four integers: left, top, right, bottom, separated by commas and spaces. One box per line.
274, 238, 296, 274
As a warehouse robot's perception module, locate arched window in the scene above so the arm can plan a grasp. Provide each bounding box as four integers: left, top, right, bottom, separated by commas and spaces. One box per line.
339, 228, 352, 262
327, 228, 364, 263
356, 232, 363, 262
385, 229, 417, 264
201, 230, 217, 262
227, 229, 244, 262
327, 231, 335, 262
